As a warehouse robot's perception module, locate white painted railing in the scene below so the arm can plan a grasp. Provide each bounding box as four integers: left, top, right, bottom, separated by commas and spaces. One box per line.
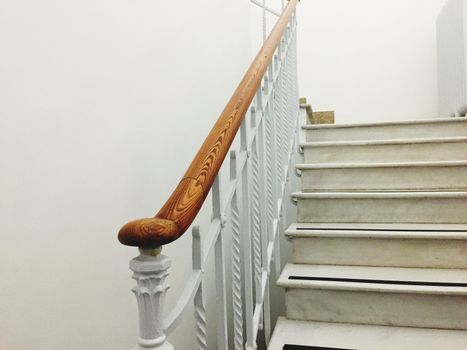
437, 0, 467, 117
126, 7, 299, 350
250, 0, 284, 43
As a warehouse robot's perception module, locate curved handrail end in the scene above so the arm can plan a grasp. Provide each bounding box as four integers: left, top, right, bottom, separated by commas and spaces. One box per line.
118, 217, 181, 248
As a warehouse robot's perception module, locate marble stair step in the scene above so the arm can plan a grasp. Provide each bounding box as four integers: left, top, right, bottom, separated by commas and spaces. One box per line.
303, 117, 467, 142
268, 317, 467, 350
285, 222, 467, 268
278, 264, 467, 329
293, 191, 467, 224
296, 161, 467, 191
301, 137, 467, 163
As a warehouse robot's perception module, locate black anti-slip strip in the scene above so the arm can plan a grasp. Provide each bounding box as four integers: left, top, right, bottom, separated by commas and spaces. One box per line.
288, 276, 467, 287
283, 345, 356, 350
295, 227, 466, 232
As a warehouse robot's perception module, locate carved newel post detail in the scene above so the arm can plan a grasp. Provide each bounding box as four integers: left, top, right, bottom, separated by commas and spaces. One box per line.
130, 247, 173, 350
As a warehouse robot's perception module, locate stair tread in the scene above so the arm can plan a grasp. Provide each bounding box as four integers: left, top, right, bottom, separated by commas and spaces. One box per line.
278, 264, 467, 295
301, 136, 467, 147
292, 191, 467, 198
268, 317, 467, 350
301, 117, 467, 130
286, 222, 467, 239
296, 160, 467, 169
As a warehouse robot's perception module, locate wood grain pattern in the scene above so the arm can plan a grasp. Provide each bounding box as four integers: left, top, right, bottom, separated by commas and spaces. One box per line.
118, 0, 299, 248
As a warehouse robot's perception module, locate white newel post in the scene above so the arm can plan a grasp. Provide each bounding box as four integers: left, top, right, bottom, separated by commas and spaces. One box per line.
130, 248, 173, 350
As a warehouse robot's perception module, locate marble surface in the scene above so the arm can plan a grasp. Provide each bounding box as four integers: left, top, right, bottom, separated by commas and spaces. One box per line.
272, 116, 467, 343
303, 137, 467, 163
291, 236, 467, 268
280, 264, 467, 329
298, 161, 467, 191
303, 117, 467, 142
268, 317, 467, 350
294, 191, 467, 224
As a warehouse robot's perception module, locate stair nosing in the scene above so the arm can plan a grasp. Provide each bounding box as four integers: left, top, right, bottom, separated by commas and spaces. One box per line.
301, 117, 467, 130
278, 264, 467, 295
285, 223, 467, 239
291, 191, 467, 199
300, 136, 467, 148
296, 160, 467, 170
285, 230, 467, 240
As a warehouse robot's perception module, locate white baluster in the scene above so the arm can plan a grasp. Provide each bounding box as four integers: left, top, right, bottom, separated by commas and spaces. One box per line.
212, 176, 228, 350
250, 108, 264, 318
240, 119, 255, 350
192, 226, 208, 350
255, 87, 274, 342
275, 89, 284, 185
280, 62, 288, 181
230, 150, 244, 350
274, 208, 283, 278
194, 288, 207, 350
130, 248, 173, 350
255, 106, 273, 342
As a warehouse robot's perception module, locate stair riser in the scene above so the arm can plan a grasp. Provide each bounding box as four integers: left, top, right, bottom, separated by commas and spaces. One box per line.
297, 197, 467, 224
292, 237, 467, 268
304, 141, 467, 164
306, 122, 467, 142
301, 166, 467, 191
286, 288, 467, 330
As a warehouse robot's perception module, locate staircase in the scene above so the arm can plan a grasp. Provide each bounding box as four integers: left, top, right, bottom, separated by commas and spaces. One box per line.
268, 115, 467, 349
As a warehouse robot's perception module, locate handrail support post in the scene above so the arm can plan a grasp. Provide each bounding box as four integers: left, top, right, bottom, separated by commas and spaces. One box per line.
130, 248, 173, 350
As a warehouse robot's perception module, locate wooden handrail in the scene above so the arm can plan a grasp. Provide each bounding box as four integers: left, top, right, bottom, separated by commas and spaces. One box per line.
118, 0, 299, 248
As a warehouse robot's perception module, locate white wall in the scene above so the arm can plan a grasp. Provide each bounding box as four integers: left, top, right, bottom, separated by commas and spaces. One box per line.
1, 1, 449, 348
297, 0, 447, 123
0, 0, 251, 349
437, 0, 467, 117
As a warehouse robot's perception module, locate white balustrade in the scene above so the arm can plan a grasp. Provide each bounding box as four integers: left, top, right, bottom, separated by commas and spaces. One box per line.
127, 10, 299, 350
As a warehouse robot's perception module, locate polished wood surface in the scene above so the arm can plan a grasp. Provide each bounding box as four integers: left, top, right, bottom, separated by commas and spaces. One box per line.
118, 0, 299, 248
